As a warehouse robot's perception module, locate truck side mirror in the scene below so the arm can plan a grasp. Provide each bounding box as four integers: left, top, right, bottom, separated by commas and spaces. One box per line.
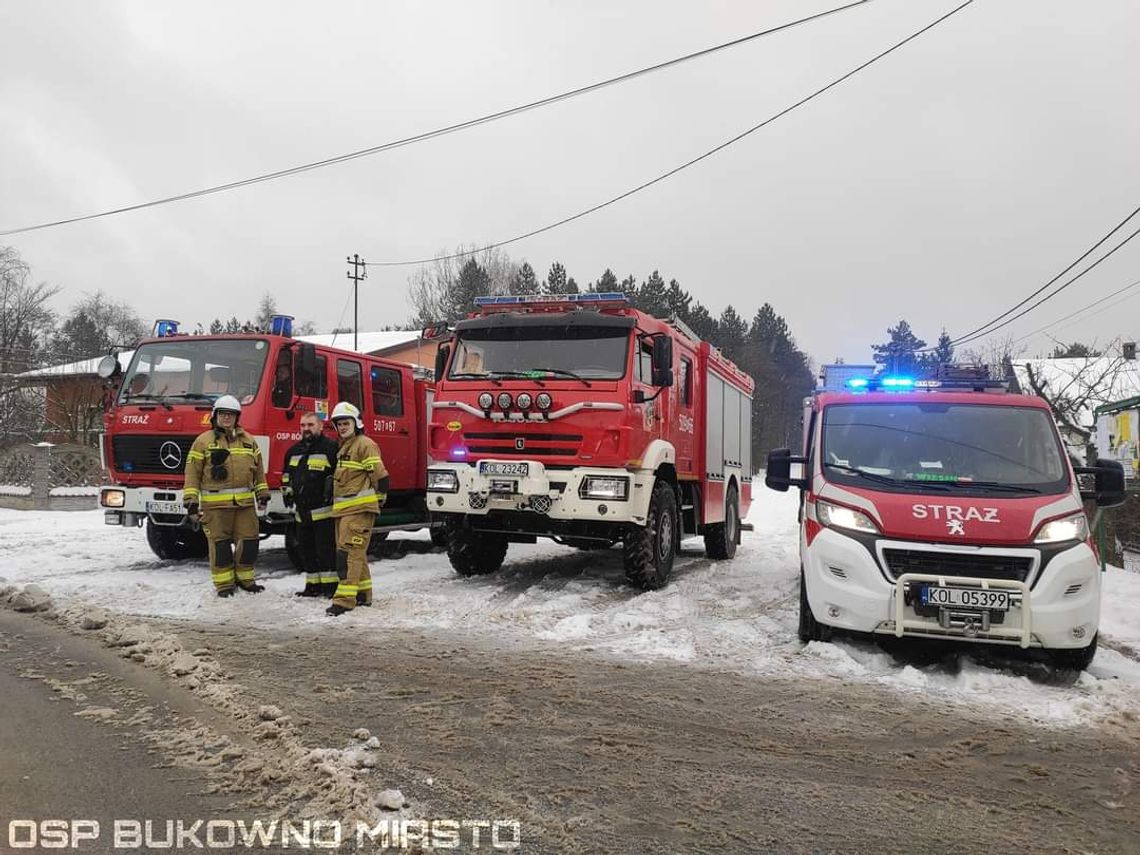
651, 336, 673, 387
299, 342, 318, 379
435, 344, 450, 383
1078, 460, 1127, 507
765, 448, 808, 492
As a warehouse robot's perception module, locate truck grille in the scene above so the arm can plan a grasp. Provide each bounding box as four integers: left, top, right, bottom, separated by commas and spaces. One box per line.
110, 435, 197, 474
465, 432, 582, 458
883, 549, 1033, 583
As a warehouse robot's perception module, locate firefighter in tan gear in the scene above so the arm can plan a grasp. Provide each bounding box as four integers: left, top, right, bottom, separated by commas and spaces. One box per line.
183, 395, 270, 597
326, 402, 388, 617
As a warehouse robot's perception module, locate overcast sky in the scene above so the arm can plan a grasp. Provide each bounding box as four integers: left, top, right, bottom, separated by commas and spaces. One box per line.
1, 0, 1137, 366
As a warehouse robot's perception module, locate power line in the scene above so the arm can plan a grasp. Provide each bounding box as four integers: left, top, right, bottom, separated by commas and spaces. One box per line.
944, 202, 1140, 347
948, 220, 1140, 349
0, 1, 874, 238
1010, 276, 1140, 347
365, 0, 976, 268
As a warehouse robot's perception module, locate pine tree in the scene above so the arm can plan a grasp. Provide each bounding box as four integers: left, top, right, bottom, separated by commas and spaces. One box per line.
636, 271, 670, 318
544, 262, 572, 295
717, 306, 749, 363
509, 262, 539, 295
209, 318, 224, 335
452, 259, 492, 318
591, 268, 619, 293
871, 320, 927, 374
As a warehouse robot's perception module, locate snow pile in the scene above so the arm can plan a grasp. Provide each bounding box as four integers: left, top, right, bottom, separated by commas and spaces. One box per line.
4, 489, 1140, 732
0, 485, 32, 496
49, 486, 101, 497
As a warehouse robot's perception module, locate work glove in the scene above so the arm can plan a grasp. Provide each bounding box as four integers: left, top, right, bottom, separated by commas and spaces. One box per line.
282, 487, 294, 508
184, 502, 199, 517
257, 495, 269, 512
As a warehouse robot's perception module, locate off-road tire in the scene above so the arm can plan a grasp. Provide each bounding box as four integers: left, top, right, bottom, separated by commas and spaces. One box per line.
798, 569, 833, 643
1048, 634, 1098, 672
146, 520, 208, 561
448, 528, 509, 576
704, 485, 740, 560
623, 480, 678, 590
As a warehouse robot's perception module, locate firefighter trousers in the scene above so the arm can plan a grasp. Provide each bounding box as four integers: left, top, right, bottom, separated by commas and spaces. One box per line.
297, 517, 337, 592
332, 512, 375, 610
201, 506, 260, 593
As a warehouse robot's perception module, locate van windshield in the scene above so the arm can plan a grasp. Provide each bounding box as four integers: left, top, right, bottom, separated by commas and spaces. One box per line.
118, 339, 270, 405
449, 326, 628, 380
821, 403, 1069, 495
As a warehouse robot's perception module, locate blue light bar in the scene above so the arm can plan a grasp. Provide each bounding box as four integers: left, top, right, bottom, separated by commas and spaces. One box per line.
846, 378, 869, 389
880, 376, 915, 388
270, 314, 294, 337
153, 319, 180, 337
473, 292, 628, 307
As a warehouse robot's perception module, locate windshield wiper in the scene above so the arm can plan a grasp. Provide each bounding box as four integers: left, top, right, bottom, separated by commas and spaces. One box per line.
164, 393, 216, 401
485, 370, 546, 387
525, 367, 591, 388
825, 462, 948, 491
939, 480, 1043, 494
449, 372, 501, 386
122, 394, 173, 411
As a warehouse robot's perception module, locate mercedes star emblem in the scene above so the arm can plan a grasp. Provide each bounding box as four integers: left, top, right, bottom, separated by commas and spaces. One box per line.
159, 441, 183, 470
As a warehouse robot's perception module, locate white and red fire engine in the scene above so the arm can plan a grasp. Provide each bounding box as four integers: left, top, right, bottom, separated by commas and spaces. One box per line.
765, 365, 1126, 670
98, 316, 438, 562
425, 292, 754, 589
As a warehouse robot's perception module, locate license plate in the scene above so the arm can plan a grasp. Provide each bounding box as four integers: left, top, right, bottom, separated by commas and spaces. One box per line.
480, 462, 529, 477
146, 500, 184, 515
920, 585, 1010, 611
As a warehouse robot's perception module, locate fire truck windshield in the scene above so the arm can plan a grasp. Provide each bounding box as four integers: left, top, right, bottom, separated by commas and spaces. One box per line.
118, 339, 270, 405
449, 326, 628, 380
821, 403, 1069, 495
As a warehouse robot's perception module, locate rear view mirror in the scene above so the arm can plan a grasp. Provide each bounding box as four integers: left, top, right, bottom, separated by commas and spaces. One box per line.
434, 344, 450, 383
766, 448, 808, 492
1077, 460, 1127, 507
206, 366, 230, 383
421, 321, 450, 341
651, 336, 673, 387
299, 342, 318, 379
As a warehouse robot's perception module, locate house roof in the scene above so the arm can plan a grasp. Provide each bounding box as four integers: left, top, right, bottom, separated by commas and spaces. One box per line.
13, 330, 423, 381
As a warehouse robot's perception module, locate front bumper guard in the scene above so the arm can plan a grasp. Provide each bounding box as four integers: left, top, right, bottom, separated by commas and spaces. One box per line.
889, 573, 1033, 648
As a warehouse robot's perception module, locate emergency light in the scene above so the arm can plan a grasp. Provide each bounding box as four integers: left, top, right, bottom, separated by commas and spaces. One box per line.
270, 314, 294, 337
153, 319, 180, 337
473, 292, 629, 307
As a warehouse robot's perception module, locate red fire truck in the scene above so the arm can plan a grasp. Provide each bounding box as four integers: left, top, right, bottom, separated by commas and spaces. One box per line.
425, 292, 755, 589
765, 365, 1126, 670
98, 316, 437, 562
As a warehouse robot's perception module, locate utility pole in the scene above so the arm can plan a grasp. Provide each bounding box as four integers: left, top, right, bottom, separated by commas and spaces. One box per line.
346, 254, 366, 351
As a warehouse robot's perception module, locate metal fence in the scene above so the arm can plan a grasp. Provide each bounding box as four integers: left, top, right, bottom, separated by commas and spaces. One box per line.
0, 442, 103, 510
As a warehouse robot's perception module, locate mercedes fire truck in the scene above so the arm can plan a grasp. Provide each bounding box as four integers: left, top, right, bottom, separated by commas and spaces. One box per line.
765, 365, 1126, 670
425, 293, 754, 589
98, 317, 437, 562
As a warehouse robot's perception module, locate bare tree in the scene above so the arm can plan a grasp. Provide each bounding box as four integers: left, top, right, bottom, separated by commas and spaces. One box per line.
0, 247, 59, 448
407, 245, 519, 326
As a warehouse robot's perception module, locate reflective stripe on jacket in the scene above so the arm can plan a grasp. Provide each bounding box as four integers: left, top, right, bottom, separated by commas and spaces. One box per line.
331, 434, 388, 518
183, 427, 268, 509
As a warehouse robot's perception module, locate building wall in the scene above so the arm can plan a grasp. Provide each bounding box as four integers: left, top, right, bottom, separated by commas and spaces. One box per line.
375, 339, 440, 370
43, 376, 106, 445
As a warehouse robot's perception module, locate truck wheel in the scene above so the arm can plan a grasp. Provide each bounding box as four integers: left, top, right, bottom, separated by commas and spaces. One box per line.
798, 570, 833, 643
146, 520, 208, 561
284, 525, 307, 572
1048, 634, 1098, 672
704, 485, 740, 560
448, 528, 509, 576
623, 480, 678, 590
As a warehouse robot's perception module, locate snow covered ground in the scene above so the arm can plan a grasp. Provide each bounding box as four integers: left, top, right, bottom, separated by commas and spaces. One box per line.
3, 488, 1140, 731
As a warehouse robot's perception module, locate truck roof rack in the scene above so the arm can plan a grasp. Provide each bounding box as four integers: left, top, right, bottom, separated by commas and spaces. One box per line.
665, 315, 701, 343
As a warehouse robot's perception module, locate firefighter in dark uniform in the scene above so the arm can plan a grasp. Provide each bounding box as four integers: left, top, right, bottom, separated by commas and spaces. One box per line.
283, 410, 340, 597
326, 402, 388, 617
183, 395, 269, 597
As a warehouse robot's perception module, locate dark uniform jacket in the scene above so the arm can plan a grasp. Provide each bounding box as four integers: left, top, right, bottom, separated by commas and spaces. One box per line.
282, 433, 340, 522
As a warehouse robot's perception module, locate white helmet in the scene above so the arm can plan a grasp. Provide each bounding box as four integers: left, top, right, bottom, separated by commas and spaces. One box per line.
330, 401, 364, 431
212, 395, 242, 423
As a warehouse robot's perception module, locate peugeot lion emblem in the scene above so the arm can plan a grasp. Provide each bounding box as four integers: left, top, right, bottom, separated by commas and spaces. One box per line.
159, 441, 183, 470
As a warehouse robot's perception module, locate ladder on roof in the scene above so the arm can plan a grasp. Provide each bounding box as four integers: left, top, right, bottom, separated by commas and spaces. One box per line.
666, 315, 701, 343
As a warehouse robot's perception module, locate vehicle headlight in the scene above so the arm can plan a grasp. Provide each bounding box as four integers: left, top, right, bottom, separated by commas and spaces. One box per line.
478, 392, 494, 410
516, 392, 533, 410
101, 489, 126, 508
1034, 512, 1089, 544
497, 392, 513, 410
580, 476, 629, 501
427, 469, 460, 493
536, 392, 553, 410
816, 499, 879, 534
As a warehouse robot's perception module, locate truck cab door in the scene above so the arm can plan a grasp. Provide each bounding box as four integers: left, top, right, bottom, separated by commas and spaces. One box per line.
366, 364, 414, 492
